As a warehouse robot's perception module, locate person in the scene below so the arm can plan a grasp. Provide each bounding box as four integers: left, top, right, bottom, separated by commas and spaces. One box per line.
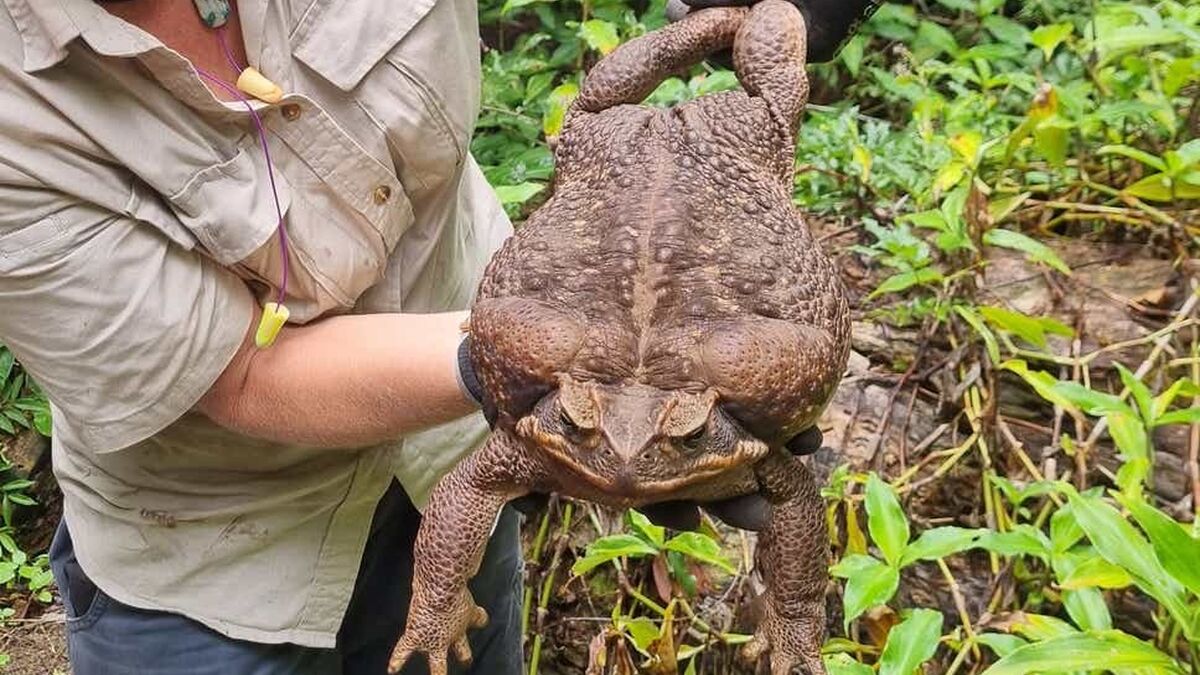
0, 1, 876, 673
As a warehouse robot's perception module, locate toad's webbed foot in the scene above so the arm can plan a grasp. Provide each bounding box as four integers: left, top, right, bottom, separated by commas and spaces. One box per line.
387, 431, 543, 675
388, 593, 488, 675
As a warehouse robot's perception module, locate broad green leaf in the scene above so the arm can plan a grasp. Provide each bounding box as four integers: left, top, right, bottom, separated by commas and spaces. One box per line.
865, 474, 909, 566
981, 630, 1184, 675
879, 609, 943, 675
982, 229, 1071, 275
1120, 495, 1200, 597
1034, 118, 1071, 166
579, 20, 620, 55
1122, 173, 1200, 202
1151, 379, 1200, 421
492, 182, 546, 205
1098, 26, 1185, 57
830, 554, 900, 628
1062, 588, 1113, 631
869, 268, 943, 299
976, 525, 1051, 560
627, 509, 665, 547
1059, 556, 1134, 590
1049, 382, 1130, 417
1156, 408, 1200, 426
841, 35, 866, 78
914, 20, 959, 59
987, 192, 1031, 224
955, 306, 1001, 364
663, 532, 736, 574
899, 526, 984, 566
542, 82, 579, 138
1009, 612, 1079, 641
1002, 360, 1079, 413
1031, 23, 1073, 61
982, 15, 1030, 45
1098, 145, 1168, 172
976, 633, 1028, 658
1065, 490, 1193, 635
619, 616, 660, 653
572, 534, 660, 575
980, 306, 1072, 348
1114, 364, 1153, 424
825, 653, 874, 675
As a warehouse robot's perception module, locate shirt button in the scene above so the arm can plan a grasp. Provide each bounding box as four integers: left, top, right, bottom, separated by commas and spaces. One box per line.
372, 185, 392, 205
280, 104, 302, 121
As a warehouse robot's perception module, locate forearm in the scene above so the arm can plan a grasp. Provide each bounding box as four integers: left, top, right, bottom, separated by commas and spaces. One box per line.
197, 309, 477, 448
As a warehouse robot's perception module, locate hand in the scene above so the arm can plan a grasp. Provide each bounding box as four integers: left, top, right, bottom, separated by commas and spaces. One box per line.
510, 427, 827, 532
666, 0, 882, 63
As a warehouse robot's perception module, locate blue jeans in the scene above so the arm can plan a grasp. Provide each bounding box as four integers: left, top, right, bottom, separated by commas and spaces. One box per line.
50, 481, 524, 675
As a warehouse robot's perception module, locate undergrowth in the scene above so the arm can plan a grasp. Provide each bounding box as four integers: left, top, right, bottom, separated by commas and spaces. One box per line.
474, 0, 1200, 673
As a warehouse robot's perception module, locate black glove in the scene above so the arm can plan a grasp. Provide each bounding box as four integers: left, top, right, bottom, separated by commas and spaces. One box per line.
666, 0, 882, 63
512, 427, 827, 532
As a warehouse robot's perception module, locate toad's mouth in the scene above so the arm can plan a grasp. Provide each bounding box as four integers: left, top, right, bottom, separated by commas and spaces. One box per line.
530, 434, 768, 505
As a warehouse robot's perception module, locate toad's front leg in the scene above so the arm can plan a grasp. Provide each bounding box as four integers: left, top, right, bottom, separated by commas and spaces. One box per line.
744, 451, 830, 675
389, 431, 542, 675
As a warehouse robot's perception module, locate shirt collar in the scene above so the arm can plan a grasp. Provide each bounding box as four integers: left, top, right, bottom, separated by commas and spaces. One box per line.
3, 0, 158, 72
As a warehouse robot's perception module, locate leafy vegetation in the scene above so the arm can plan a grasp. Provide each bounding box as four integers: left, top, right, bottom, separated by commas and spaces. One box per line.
474, 0, 1200, 672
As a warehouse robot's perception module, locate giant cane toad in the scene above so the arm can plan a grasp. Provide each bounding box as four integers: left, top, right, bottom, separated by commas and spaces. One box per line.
391, 3, 851, 673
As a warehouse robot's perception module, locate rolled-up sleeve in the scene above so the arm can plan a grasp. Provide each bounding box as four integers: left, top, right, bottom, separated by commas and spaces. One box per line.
0, 185, 254, 454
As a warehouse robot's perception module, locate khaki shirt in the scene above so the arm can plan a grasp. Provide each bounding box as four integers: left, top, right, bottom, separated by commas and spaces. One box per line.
0, 0, 509, 647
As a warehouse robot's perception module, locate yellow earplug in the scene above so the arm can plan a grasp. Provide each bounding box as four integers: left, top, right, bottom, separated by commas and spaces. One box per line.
236, 67, 283, 104
255, 302, 290, 349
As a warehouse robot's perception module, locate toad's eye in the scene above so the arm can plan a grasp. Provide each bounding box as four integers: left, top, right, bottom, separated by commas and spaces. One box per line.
681, 426, 706, 450
559, 411, 581, 434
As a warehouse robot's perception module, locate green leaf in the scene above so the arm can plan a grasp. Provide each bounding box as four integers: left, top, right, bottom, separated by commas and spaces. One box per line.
879, 609, 943, 675
982, 229, 1071, 275
572, 534, 660, 575
869, 268, 943, 299
955, 306, 1001, 364
619, 616, 660, 653
979, 306, 1073, 348
1059, 556, 1134, 590
987, 192, 1031, 225
1064, 490, 1193, 635
628, 509, 665, 547
1049, 382, 1130, 417
976, 633, 1028, 658
663, 532, 736, 574
914, 20, 959, 59
824, 653, 874, 675
1062, 588, 1113, 632
830, 554, 900, 628
982, 15, 1030, 45
1156, 408, 1200, 426
841, 35, 866, 78
1120, 495, 1200, 597
981, 630, 1184, 675
865, 474, 909, 566
1098, 145, 1168, 172
1031, 23, 1073, 61
899, 526, 984, 566
1113, 364, 1153, 424
492, 182, 546, 205
976, 525, 1051, 560
579, 19, 620, 55
542, 82, 579, 138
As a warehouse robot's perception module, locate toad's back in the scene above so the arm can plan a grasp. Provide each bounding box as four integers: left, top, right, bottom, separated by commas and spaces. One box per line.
478, 91, 848, 393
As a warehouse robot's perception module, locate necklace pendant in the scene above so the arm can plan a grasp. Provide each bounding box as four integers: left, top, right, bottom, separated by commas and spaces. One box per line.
192, 0, 231, 28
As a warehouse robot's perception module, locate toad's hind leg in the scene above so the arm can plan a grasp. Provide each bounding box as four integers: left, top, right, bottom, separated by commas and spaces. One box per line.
745, 451, 829, 675
388, 431, 543, 675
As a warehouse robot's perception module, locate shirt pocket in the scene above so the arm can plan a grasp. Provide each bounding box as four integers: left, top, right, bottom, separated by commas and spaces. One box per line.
291, 0, 480, 194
